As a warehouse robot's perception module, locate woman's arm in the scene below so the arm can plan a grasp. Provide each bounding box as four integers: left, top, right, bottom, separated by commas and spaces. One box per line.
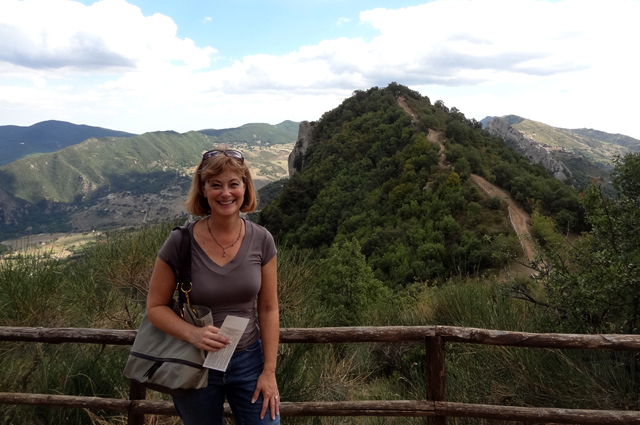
147, 257, 229, 351
252, 255, 280, 420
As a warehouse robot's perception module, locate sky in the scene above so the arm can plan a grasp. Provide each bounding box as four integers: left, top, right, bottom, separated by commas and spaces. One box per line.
1, 0, 639, 139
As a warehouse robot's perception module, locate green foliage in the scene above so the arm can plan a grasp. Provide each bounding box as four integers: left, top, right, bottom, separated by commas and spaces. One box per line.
314, 239, 391, 326
0, 253, 65, 327
276, 246, 320, 328
533, 153, 640, 333
0, 222, 177, 424
489, 196, 501, 209
422, 281, 636, 411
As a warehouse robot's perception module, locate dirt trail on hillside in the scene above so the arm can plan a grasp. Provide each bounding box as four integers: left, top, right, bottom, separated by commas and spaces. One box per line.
397, 96, 446, 168
396, 96, 416, 122
427, 129, 447, 168
395, 97, 536, 263
470, 174, 536, 263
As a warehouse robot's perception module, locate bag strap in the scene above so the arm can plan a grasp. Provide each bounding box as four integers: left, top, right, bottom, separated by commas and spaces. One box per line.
174, 226, 192, 284
173, 225, 192, 305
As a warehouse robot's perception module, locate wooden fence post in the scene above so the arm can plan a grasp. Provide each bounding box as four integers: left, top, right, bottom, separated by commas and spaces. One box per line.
128, 381, 146, 425
426, 336, 446, 425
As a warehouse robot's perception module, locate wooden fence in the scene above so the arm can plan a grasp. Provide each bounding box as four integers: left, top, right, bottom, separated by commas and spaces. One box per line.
1, 325, 640, 424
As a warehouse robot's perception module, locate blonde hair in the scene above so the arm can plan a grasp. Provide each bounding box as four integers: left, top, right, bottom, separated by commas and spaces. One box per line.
185, 149, 257, 216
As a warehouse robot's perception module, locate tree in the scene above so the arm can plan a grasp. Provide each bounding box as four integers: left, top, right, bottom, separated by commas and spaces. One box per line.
314, 239, 390, 326
533, 153, 640, 333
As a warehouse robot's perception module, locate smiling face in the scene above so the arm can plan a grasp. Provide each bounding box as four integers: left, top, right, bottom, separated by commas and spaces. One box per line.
202, 169, 246, 218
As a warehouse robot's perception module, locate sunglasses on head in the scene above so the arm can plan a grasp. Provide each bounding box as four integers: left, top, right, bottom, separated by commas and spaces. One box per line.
202, 149, 244, 162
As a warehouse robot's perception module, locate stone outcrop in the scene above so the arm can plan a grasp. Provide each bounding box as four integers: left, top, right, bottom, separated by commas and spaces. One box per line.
486, 118, 572, 182
288, 121, 314, 176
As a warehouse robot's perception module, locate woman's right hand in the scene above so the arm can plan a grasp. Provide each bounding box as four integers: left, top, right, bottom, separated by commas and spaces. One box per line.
188, 325, 231, 352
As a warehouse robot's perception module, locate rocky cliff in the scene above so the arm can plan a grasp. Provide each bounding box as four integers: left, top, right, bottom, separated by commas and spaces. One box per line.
288, 121, 314, 176
486, 118, 572, 182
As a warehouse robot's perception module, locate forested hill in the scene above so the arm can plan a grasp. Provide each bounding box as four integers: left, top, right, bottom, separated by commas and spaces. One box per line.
259, 83, 582, 288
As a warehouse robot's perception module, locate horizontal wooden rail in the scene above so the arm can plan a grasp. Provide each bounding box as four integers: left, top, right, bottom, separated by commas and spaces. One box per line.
0, 327, 136, 345
2, 326, 640, 424
2, 325, 640, 350
2, 393, 639, 424
280, 326, 435, 342
438, 402, 640, 424
437, 326, 640, 351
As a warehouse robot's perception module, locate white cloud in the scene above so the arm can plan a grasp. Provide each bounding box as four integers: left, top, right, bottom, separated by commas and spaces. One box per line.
0, 0, 216, 72
1, 0, 639, 139
336, 17, 351, 26
33, 77, 46, 88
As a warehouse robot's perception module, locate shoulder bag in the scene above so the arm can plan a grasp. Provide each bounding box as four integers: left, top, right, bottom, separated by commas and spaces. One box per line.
123, 226, 213, 394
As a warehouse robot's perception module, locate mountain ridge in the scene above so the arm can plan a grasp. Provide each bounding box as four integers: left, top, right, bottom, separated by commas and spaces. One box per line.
0, 120, 137, 166
198, 120, 299, 145
481, 115, 640, 157
259, 83, 581, 287
481, 115, 640, 191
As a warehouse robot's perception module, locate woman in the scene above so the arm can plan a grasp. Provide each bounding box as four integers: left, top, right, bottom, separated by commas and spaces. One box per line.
147, 148, 280, 424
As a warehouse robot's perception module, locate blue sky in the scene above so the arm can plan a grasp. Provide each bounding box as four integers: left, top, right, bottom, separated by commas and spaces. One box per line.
1, 0, 639, 139
113, 0, 417, 60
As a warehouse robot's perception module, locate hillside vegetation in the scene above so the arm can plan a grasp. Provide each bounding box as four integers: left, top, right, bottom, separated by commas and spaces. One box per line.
260, 84, 582, 287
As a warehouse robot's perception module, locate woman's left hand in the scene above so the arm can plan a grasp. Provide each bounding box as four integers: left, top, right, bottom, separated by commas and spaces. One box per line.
252, 371, 279, 420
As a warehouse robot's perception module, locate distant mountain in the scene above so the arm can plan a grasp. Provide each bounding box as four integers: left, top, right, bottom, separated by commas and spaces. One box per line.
482, 115, 640, 161
0, 122, 298, 239
0, 120, 136, 166
480, 115, 523, 127
482, 115, 640, 191
485, 118, 572, 182
561, 128, 640, 152
198, 120, 299, 146
479, 116, 496, 128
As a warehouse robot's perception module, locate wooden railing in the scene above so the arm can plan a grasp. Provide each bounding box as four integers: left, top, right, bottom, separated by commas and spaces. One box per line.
1, 325, 639, 424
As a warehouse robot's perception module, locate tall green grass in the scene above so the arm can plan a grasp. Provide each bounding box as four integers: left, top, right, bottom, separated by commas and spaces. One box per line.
1, 223, 637, 424
411, 280, 638, 422
0, 222, 177, 424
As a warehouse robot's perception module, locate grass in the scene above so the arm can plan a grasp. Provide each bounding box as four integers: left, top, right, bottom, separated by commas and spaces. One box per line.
1, 222, 637, 424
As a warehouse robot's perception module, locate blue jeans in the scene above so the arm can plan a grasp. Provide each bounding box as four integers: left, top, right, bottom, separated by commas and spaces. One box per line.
172, 340, 280, 425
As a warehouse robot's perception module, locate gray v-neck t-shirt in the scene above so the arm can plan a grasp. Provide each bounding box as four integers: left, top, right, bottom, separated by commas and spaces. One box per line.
158, 219, 277, 351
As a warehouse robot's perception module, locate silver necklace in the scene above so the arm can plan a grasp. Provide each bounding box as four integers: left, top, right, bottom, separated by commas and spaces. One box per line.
207, 218, 242, 258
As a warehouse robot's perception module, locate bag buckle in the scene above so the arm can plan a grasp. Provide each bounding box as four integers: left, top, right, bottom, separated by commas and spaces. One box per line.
180, 282, 198, 317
